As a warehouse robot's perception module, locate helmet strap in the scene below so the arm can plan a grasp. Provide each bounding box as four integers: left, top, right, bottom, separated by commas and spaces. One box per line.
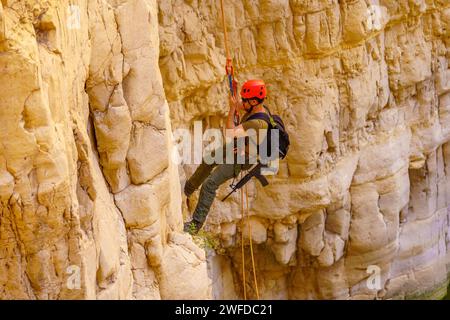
243, 98, 264, 114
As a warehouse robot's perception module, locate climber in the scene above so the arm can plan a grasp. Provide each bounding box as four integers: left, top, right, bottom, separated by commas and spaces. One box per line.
183, 79, 270, 235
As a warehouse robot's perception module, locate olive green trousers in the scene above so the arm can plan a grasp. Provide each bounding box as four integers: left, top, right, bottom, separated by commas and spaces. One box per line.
187, 149, 253, 224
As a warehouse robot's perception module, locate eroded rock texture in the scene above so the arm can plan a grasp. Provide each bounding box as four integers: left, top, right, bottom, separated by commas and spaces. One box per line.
159, 0, 450, 299
0, 0, 449, 300
0, 0, 209, 299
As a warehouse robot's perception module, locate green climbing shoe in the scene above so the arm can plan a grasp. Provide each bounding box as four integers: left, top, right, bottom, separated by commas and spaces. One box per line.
183, 219, 203, 235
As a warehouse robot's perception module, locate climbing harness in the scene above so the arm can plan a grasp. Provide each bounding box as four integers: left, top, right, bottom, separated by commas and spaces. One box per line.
220, 0, 259, 300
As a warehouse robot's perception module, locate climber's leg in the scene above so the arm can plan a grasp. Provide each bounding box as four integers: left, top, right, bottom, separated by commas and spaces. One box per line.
184, 164, 241, 234
184, 161, 217, 197
184, 143, 231, 196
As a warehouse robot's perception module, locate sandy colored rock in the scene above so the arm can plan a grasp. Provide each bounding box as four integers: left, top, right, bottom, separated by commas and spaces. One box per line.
159, 233, 211, 299
272, 222, 298, 265
0, 0, 449, 301
158, 0, 450, 300
0, 0, 209, 300
241, 217, 267, 244
115, 172, 169, 229
127, 124, 168, 184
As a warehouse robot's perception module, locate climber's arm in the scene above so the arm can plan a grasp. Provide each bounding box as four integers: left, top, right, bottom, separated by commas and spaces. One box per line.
225, 95, 248, 138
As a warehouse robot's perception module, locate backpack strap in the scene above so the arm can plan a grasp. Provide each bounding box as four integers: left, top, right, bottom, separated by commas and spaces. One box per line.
246, 110, 278, 128
245, 112, 272, 126
244, 111, 273, 155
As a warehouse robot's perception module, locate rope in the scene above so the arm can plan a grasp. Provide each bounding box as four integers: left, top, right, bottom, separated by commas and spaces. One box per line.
219, 0, 258, 299
240, 182, 247, 300
245, 183, 260, 299
220, 0, 239, 129
239, 170, 261, 300
220, 0, 231, 61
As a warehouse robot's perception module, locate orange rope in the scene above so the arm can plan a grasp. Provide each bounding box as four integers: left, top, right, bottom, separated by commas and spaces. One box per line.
219, 0, 231, 60
245, 184, 260, 299
240, 184, 247, 300
220, 0, 258, 300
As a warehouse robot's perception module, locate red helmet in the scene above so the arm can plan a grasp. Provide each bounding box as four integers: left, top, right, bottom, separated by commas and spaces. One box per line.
240, 80, 267, 100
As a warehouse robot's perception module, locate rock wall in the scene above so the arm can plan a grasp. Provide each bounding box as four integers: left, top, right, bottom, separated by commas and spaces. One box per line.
159, 0, 450, 299
0, 0, 210, 299
0, 0, 449, 300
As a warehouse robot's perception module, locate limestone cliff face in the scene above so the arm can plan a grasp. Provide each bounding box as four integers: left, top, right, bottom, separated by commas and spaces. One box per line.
0, 0, 449, 300
0, 0, 209, 299
159, 0, 450, 299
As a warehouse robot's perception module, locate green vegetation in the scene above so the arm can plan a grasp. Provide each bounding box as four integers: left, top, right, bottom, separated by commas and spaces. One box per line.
443, 283, 450, 300
191, 229, 226, 255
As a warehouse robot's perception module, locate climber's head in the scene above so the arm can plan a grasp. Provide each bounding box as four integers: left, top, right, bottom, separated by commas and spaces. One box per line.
240, 79, 266, 112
